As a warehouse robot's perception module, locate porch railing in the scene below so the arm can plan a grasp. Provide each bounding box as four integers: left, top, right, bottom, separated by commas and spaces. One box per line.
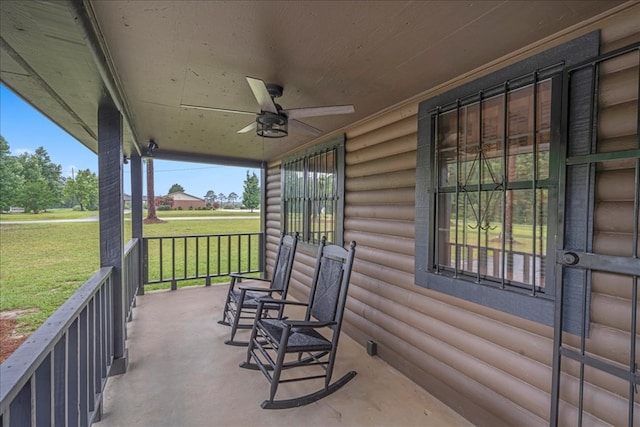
0, 238, 141, 427
0, 232, 264, 425
440, 242, 547, 288
0, 267, 114, 426
124, 238, 141, 316
143, 232, 264, 289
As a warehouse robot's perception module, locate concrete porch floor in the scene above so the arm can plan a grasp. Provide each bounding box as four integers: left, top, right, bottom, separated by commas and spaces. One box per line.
95, 285, 473, 427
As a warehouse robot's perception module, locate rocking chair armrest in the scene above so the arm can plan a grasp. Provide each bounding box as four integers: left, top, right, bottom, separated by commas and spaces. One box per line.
230, 273, 271, 283
256, 297, 307, 318
258, 297, 308, 306
237, 286, 279, 293
256, 297, 308, 308
284, 319, 336, 328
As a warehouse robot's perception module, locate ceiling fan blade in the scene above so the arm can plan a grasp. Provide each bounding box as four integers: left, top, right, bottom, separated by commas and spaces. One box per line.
181, 104, 256, 115
288, 119, 322, 136
284, 105, 355, 119
246, 77, 278, 113
237, 121, 257, 134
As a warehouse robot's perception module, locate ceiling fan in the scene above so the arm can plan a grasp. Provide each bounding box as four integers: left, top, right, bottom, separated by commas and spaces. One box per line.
181, 76, 355, 138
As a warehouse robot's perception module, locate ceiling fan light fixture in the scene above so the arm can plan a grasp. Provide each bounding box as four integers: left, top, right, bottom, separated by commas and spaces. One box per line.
256, 112, 288, 138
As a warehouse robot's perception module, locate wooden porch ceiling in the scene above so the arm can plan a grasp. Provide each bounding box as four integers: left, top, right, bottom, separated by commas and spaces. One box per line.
0, 1, 624, 166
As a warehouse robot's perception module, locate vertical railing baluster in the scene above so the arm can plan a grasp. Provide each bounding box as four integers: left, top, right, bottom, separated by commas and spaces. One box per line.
237, 234, 242, 272
206, 236, 211, 286
123, 252, 128, 315
101, 282, 108, 372
53, 336, 67, 425
227, 235, 231, 275
95, 288, 103, 386
79, 308, 88, 427
88, 297, 96, 414
248, 233, 252, 273
523, 254, 530, 284
259, 232, 265, 273
100, 283, 106, 378
159, 238, 164, 283
67, 320, 79, 427
105, 278, 113, 368
34, 353, 52, 425
103, 284, 110, 383
195, 236, 199, 279
183, 237, 188, 281
217, 235, 221, 277
142, 238, 148, 293
171, 238, 176, 290
7, 377, 31, 427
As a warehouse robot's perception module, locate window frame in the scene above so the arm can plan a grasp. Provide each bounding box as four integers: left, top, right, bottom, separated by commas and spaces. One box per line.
282, 135, 345, 247
431, 75, 559, 293
415, 32, 600, 328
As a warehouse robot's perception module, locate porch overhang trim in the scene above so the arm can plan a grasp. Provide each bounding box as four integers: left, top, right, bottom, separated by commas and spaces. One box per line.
68, 0, 141, 156
151, 149, 264, 169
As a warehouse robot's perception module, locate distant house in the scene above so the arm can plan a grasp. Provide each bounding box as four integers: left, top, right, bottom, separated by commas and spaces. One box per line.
123, 194, 147, 210
123, 194, 147, 203
161, 191, 205, 210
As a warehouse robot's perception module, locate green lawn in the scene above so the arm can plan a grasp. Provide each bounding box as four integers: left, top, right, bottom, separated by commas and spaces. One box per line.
0, 209, 98, 221
0, 216, 259, 335
151, 209, 258, 218
0, 207, 259, 221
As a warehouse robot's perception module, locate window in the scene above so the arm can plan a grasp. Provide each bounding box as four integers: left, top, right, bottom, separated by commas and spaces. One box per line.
415, 32, 599, 327
283, 136, 345, 245
434, 78, 554, 291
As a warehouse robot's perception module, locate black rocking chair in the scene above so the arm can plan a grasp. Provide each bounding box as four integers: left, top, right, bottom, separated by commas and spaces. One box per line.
240, 237, 357, 409
218, 232, 298, 346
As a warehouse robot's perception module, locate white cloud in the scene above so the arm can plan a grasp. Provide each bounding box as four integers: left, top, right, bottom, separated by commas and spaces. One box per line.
12, 148, 33, 156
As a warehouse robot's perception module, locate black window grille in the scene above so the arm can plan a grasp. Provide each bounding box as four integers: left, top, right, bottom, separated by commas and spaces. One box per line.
433, 77, 555, 293
415, 31, 600, 328
283, 137, 344, 245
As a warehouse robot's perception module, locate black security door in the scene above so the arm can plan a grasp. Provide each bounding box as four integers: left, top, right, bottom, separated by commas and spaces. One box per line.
551, 43, 640, 426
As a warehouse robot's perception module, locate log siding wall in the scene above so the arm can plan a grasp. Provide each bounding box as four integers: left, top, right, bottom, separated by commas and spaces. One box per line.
264, 164, 283, 279
264, 5, 639, 425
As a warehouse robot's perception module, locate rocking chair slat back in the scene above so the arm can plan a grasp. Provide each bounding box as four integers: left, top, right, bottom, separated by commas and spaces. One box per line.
270, 242, 294, 292
219, 232, 299, 346
309, 257, 344, 325
240, 236, 358, 409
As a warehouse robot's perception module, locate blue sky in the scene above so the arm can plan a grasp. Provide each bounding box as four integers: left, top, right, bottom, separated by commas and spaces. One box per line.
0, 85, 258, 199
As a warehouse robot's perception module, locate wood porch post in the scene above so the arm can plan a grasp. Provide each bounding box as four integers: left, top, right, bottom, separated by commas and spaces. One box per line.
98, 98, 128, 375
130, 152, 144, 295
260, 162, 267, 276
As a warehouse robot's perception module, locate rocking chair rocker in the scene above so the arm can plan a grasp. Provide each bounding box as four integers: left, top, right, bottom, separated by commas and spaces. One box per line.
240, 237, 357, 409
218, 232, 298, 346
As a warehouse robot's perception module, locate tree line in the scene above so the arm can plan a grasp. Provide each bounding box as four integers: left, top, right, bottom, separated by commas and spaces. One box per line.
201, 170, 260, 211
156, 173, 259, 212
1, 136, 261, 214
0, 136, 97, 213
156, 181, 258, 209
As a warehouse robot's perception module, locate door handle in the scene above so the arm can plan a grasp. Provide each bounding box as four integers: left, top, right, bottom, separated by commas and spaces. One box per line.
561, 251, 580, 266
557, 250, 640, 275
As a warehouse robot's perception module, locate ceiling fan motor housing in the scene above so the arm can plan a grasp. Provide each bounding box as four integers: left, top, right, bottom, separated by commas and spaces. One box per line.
257, 111, 288, 138
265, 83, 283, 99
